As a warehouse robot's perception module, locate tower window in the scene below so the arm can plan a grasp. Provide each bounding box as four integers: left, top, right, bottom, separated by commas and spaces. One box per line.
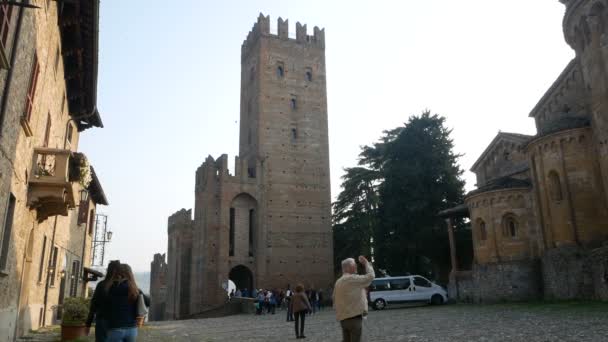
229, 208, 235, 256
305, 68, 313, 82
291, 128, 297, 140
277, 64, 284, 78
290, 98, 297, 110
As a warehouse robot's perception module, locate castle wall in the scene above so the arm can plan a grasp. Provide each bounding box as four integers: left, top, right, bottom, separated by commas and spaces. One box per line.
149, 253, 167, 321
165, 209, 193, 319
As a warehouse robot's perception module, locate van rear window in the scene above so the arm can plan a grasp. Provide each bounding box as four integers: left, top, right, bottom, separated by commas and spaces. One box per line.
370, 279, 391, 291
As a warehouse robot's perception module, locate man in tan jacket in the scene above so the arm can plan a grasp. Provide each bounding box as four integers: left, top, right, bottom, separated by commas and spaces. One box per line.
333, 256, 375, 342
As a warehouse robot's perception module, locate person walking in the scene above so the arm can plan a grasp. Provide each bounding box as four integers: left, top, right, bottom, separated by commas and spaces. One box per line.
290, 284, 312, 339
333, 256, 375, 342
85, 260, 121, 341
105, 264, 150, 342
285, 285, 294, 322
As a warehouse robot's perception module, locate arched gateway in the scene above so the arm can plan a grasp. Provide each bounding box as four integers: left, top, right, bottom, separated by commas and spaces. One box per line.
229, 265, 254, 292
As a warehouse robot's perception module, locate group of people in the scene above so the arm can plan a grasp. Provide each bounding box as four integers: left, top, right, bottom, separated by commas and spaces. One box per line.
287, 255, 374, 341
228, 255, 373, 341
85, 260, 150, 342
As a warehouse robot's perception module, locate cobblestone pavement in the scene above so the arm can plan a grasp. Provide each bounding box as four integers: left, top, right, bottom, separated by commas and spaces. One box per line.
139, 302, 608, 342
18, 302, 608, 342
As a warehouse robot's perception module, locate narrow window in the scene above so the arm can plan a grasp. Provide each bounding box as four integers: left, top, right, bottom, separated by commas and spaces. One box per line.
277, 65, 284, 78
69, 260, 80, 296
43, 113, 51, 147
548, 171, 563, 201
0, 4, 13, 50
24, 54, 40, 122
48, 246, 58, 286
290, 98, 297, 110
0, 193, 16, 272
229, 208, 235, 256
502, 215, 518, 238
88, 209, 95, 236
248, 209, 254, 257
65, 123, 73, 148
38, 235, 47, 283
478, 220, 487, 242
305, 68, 313, 82
291, 128, 297, 140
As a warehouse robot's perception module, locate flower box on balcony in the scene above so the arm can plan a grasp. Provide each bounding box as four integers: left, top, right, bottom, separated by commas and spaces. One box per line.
27, 148, 78, 222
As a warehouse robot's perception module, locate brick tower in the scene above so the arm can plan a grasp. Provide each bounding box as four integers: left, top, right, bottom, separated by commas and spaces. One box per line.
239, 14, 333, 285
184, 14, 334, 312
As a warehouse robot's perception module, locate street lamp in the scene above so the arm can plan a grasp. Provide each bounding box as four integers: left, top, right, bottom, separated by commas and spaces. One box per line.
80, 189, 89, 202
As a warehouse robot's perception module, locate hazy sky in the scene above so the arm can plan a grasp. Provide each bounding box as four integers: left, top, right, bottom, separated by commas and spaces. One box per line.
80, 0, 575, 272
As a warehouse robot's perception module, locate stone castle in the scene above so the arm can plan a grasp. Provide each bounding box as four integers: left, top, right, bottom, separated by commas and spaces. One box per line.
151, 14, 334, 319
443, 0, 608, 302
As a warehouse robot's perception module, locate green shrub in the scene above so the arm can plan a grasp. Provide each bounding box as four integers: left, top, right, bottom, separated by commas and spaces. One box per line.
62, 297, 90, 326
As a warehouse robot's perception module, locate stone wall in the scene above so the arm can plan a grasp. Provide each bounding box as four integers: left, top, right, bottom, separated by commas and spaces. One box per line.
0, 2, 102, 340
472, 260, 541, 303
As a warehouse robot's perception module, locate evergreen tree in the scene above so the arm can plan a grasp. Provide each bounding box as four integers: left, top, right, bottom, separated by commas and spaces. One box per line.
333, 111, 468, 281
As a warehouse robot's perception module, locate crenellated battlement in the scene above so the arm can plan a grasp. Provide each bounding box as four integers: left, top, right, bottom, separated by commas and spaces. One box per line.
168, 208, 193, 230
241, 13, 325, 56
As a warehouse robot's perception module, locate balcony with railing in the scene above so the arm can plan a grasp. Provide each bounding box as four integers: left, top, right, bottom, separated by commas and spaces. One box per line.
27, 148, 81, 222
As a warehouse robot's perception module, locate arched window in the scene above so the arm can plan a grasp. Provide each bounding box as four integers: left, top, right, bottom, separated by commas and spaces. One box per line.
502, 214, 518, 238
290, 98, 297, 110
277, 65, 284, 78
305, 67, 313, 82
478, 219, 487, 242
548, 171, 563, 201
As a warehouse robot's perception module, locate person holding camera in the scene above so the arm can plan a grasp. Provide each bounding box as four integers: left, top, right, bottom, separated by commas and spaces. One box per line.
333, 256, 375, 342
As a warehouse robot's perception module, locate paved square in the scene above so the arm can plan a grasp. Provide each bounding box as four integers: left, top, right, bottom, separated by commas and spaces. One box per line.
139, 302, 608, 342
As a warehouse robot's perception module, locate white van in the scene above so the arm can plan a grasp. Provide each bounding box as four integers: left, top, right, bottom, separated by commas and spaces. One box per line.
368, 275, 447, 310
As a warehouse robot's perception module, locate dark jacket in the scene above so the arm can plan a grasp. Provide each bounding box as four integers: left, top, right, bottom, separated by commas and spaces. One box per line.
106, 281, 150, 329
290, 292, 312, 313
86, 281, 109, 327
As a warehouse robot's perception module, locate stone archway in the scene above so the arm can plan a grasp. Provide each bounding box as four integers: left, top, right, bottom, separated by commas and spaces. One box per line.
229, 265, 254, 293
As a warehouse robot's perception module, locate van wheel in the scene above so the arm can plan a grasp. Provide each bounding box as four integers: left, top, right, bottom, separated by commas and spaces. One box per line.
431, 294, 443, 305
373, 299, 386, 310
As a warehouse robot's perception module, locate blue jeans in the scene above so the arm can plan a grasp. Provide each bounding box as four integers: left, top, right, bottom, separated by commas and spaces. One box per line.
106, 327, 137, 342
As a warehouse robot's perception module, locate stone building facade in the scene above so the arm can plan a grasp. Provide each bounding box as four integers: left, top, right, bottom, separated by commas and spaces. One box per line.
444, 0, 608, 303
152, 14, 334, 319
0, 1, 107, 340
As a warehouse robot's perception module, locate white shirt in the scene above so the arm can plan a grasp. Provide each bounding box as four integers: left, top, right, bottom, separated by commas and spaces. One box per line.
333, 263, 375, 321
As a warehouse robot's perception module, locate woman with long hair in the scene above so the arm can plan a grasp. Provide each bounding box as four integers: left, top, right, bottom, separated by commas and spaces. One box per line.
85, 260, 121, 341
105, 263, 149, 342
290, 284, 312, 339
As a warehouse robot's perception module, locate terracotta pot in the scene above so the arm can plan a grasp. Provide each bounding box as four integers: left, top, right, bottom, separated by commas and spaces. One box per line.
136, 316, 145, 327
61, 324, 87, 341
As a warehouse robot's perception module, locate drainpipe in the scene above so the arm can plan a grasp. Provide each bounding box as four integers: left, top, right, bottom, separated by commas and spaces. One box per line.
79, 200, 90, 296
0, 0, 26, 133
42, 216, 59, 328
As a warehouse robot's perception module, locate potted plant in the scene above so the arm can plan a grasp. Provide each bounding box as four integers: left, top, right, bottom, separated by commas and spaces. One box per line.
60, 297, 90, 341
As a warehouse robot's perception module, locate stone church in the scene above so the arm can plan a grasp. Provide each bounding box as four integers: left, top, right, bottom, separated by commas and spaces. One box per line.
443, 0, 608, 302
151, 14, 334, 319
